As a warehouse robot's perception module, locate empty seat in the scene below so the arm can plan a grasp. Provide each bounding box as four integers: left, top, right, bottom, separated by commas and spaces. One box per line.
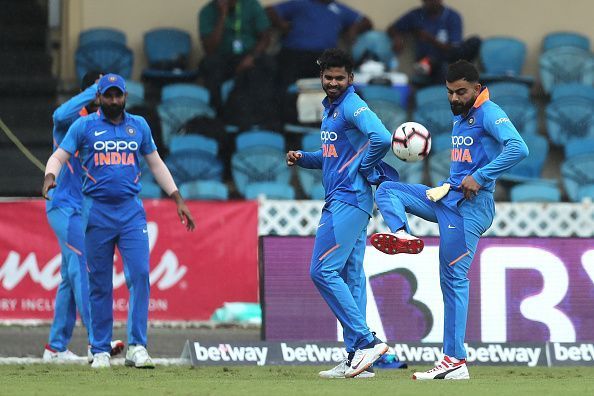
231, 147, 288, 197
235, 130, 285, 151
157, 99, 216, 147
357, 85, 404, 107
161, 83, 210, 104
510, 183, 561, 202
366, 100, 407, 132
75, 42, 133, 81
169, 135, 218, 155
561, 154, 594, 202
179, 180, 229, 200
125, 80, 145, 109
244, 182, 295, 200
539, 46, 594, 94
545, 97, 594, 145
79, 27, 126, 47
543, 31, 590, 52
142, 28, 199, 82
480, 37, 527, 78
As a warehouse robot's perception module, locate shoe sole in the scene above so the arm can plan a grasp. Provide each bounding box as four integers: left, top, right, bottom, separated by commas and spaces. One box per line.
345, 344, 389, 378
370, 233, 424, 255
110, 340, 125, 357
125, 359, 155, 369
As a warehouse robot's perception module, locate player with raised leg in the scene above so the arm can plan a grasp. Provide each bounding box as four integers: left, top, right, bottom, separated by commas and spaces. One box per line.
286, 48, 395, 378
372, 60, 528, 380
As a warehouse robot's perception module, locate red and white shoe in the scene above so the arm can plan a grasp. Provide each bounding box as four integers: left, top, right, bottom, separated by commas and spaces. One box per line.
412, 355, 470, 380
370, 230, 424, 255
87, 340, 125, 363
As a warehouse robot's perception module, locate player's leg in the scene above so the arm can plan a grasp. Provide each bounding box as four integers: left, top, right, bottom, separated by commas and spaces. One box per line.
117, 197, 154, 368
44, 207, 81, 361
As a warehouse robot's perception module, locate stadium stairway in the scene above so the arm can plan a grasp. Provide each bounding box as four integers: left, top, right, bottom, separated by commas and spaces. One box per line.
0, 0, 56, 196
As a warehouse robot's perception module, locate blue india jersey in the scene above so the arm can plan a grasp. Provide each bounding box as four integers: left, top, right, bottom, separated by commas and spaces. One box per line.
60, 110, 157, 201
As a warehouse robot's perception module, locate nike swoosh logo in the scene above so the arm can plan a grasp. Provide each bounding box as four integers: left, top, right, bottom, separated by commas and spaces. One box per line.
448, 225, 456, 229
351, 356, 365, 370
94, 130, 107, 136
142, 229, 148, 234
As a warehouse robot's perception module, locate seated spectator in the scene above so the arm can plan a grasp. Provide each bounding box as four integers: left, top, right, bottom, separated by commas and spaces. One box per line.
266, 0, 372, 90
388, 0, 480, 85
198, 0, 279, 128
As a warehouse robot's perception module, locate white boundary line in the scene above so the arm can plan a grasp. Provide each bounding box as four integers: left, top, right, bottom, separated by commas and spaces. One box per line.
0, 357, 190, 366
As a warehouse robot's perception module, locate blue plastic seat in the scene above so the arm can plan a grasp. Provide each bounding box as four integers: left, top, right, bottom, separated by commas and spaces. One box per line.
510, 183, 561, 202
413, 102, 452, 137
487, 82, 531, 101
428, 148, 451, 186
352, 30, 394, 67
494, 96, 538, 136
505, 134, 548, 179
235, 130, 285, 151
79, 28, 126, 47
179, 180, 229, 200
301, 133, 321, 151
165, 151, 223, 185
297, 166, 323, 199
75, 42, 133, 81
545, 97, 594, 145
539, 47, 594, 94
480, 37, 527, 77
415, 85, 447, 107
169, 135, 218, 155
561, 154, 594, 201
231, 148, 288, 196
138, 180, 162, 199
431, 134, 451, 152
543, 32, 590, 52
125, 80, 145, 109
365, 99, 407, 131
157, 99, 216, 147
577, 184, 594, 201
565, 137, 594, 158
357, 85, 404, 107
245, 182, 296, 200
381, 153, 425, 184
142, 28, 199, 81
161, 83, 210, 104
551, 83, 594, 102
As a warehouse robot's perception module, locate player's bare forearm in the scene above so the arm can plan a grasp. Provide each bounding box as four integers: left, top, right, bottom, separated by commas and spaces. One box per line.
170, 190, 195, 231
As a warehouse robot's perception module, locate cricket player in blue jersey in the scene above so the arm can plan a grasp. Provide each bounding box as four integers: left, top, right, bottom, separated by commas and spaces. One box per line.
286, 48, 396, 379
371, 60, 529, 380
43, 71, 124, 363
42, 74, 195, 369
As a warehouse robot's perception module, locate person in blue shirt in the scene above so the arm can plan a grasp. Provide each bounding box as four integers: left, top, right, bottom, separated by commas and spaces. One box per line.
42, 74, 195, 369
266, 0, 371, 93
388, 0, 480, 84
43, 71, 124, 364
286, 49, 394, 379
371, 60, 529, 380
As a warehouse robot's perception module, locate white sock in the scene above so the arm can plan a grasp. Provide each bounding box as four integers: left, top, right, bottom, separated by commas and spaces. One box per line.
449, 356, 461, 363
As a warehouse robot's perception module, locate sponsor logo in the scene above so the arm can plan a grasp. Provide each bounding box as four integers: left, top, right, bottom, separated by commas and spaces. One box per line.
193, 343, 268, 366
93, 140, 139, 166
280, 343, 345, 363
495, 117, 510, 125
552, 343, 594, 362
320, 131, 338, 143
94, 130, 107, 136
353, 106, 369, 117
451, 136, 474, 147
93, 140, 138, 152
126, 126, 136, 136
468, 117, 475, 125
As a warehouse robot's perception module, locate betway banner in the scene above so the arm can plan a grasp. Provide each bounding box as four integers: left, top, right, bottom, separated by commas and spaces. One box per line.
181, 341, 594, 366
261, 236, 594, 343
0, 200, 258, 321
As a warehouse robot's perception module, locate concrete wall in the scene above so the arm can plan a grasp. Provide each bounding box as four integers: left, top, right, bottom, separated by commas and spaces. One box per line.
60, 0, 594, 83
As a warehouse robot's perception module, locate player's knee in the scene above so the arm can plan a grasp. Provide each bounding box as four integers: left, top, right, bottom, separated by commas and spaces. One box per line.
309, 265, 328, 286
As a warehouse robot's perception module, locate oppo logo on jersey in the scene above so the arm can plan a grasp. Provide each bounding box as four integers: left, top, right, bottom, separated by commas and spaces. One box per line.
321, 131, 339, 158
93, 140, 137, 166
320, 131, 338, 143
451, 135, 474, 163
451, 135, 474, 148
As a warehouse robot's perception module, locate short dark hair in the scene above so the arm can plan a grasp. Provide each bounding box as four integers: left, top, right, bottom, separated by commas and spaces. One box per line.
81, 70, 103, 90
446, 60, 479, 83
317, 48, 354, 74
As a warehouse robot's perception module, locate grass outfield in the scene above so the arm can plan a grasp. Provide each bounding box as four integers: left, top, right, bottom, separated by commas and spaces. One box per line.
1, 365, 593, 395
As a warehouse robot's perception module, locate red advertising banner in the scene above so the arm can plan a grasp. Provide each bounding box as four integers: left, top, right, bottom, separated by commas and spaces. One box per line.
0, 199, 258, 321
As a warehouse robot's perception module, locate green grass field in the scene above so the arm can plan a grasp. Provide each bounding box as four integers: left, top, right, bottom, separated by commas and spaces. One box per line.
2, 365, 593, 395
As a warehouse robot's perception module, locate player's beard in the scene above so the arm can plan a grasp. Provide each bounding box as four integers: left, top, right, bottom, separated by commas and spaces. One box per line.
100, 101, 126, 119
323, 84, 345, 101
450, 96, 475, 116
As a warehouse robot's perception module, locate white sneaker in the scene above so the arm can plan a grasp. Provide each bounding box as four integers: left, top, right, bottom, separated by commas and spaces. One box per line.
412, 355, 470, 380
42, 344, 82, 363
344, 341, 389, 378
318, 359, 375, 379
91, 352, 111, 369
370, 230, 424, 255
125, 345, 155, 369
87, 340, 126, 363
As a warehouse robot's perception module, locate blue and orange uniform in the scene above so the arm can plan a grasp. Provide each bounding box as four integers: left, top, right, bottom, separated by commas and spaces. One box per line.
375, 88, 529, 358
46, 84, 97, 352
60, 104, 157, 354
296, 85, 393, 352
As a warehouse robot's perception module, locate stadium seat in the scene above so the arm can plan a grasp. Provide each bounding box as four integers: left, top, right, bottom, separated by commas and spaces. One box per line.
539, 46, 594, 94
231, 147, 289, 197
125, 80, 145, 109
545, 97, 594, 145
244, 182, 295, 200
357, 85, 404, 107
431, 134, 451, 152
565, 137, 594, 158
415, 85, 447, 107
310, 184, 326, 200
179, 180, 229, 200
480, 37, 529, 80
365, 99, 407, 131
428, 148, 451, 186
381, 153, 424, 184
551, 83, 594, 102
301, 133, 321, 151
352, 30, 394, 67
561, 154, 594, 201
543, 31, 590, 52
413, 102, 452, 137
75, 42, 133, 81
235, 130, 285, 151
169, 135, 218, 155
493, 96, 538, 136
79, 28, 126, 47
504, 134, 548, 179
138, 180, 162, 199
577, 184, 594, 201
165, 150, 224, 185
510, 183, 561, 202
157, 99, 216, 147
487, 82, 531, 101
142, 28, 199, 82
161, 83, 210, 104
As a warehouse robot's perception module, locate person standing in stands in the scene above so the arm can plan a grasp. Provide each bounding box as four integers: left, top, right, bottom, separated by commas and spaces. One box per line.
43, 71, 125, 364
42, 74, 195, 369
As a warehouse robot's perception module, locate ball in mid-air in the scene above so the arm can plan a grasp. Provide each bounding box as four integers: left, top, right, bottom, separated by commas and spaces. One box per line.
391, 122, 432, 162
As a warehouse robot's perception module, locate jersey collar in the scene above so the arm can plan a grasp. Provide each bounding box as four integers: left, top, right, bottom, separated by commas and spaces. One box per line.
472, 87, 490, 109
322, 85, 355, 109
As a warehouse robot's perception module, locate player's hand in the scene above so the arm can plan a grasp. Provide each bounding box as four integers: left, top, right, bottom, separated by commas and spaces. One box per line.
286, 150, 302, 166
42, 174, 57, 200
177, 202, 196, 231
461, 175, 481, 200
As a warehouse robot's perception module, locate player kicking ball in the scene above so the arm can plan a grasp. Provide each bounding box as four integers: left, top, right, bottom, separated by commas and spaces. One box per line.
371, 60, 528, 380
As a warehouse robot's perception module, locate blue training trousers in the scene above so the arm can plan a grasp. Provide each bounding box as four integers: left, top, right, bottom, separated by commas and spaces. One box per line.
47, 207, 91, 351
310, 200, 375, 352
375, 182, 494, 359
82, 196, 150, 354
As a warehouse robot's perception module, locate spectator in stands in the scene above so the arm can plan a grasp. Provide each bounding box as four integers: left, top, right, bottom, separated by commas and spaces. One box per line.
43, 71, 124, 364
388, 0, 480, 85
266, 0, 372, 90
198, 0, 278, 128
